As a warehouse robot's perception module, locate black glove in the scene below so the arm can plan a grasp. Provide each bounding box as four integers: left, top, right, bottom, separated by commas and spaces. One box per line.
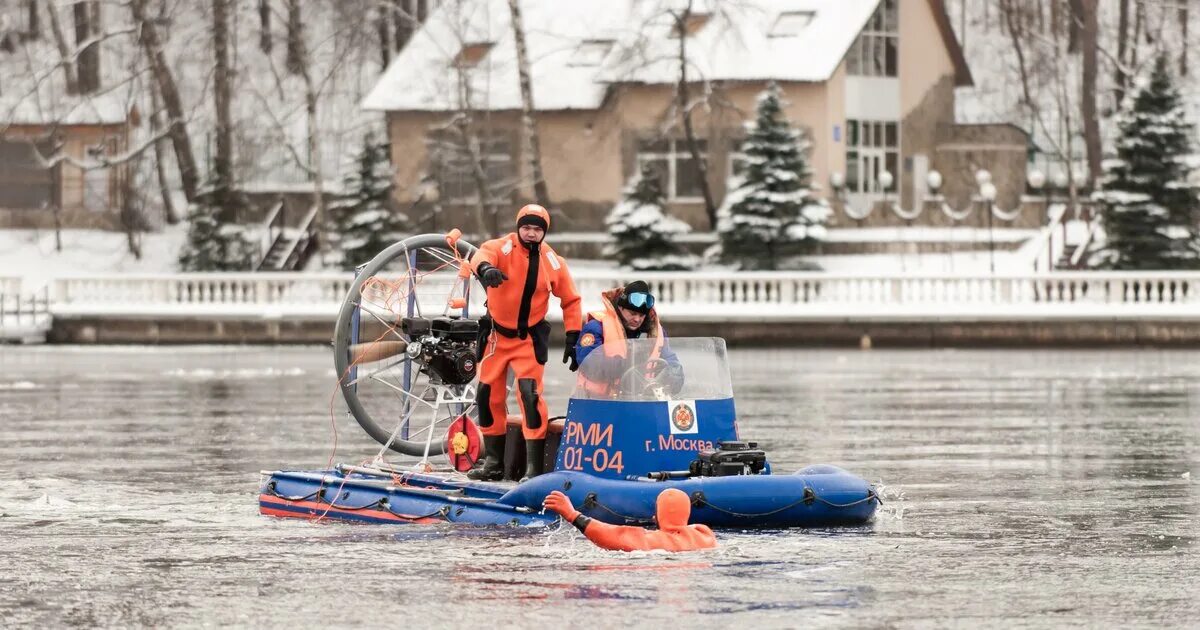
563, 331, 580, 371
477, 262, 507, 288
663, 363, 684, 395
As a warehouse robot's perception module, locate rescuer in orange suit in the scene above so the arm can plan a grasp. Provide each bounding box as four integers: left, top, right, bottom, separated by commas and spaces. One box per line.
543, 489, 718, 552
467, 204, 582, 482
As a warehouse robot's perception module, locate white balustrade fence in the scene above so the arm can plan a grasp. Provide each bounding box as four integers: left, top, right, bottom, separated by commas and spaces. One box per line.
52, 273, 355, 316
44, 270, 1200, 320
1, 276, 21, 298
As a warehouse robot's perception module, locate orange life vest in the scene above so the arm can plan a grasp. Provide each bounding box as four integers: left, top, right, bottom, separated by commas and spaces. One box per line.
577, 291, 664, 397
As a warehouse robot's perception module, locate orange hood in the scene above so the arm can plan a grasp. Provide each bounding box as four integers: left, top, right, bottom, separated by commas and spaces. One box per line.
655, 488, 691, 531
516, 204, 550, 231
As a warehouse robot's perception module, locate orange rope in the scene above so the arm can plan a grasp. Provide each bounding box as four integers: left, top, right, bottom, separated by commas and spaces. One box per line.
318, 239, 476, 519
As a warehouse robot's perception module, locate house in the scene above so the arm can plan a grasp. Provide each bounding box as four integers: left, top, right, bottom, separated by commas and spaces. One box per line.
0, 92, 138, 231
364, 0, 1030, 233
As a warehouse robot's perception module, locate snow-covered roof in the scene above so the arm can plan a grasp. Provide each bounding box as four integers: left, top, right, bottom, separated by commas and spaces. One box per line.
363, 0, 631, 112
365, 0, 971, 112
596, 0, 881, 86
0, 90, 133, 126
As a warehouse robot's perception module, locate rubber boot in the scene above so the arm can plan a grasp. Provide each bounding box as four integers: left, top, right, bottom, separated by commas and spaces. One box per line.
467, 435, 506, 481
519, 439, 545, 482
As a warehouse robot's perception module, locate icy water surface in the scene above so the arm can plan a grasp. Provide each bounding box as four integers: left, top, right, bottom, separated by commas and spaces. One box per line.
1, 346, 1197, 628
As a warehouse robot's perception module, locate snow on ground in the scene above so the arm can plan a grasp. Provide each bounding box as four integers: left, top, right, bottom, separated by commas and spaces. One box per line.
1, 224, 1041, 292
0, 225, 189, 290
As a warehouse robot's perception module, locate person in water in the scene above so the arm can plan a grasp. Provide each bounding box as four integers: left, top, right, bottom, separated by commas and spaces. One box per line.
543, 489, 717, 552
468, 205, 582, 482
573, 280, 683, 399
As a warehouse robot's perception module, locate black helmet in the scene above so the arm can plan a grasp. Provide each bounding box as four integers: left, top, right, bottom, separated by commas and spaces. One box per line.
616, 280, 655, 314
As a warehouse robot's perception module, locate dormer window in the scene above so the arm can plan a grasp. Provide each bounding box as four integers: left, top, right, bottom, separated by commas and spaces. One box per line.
453, 42, 493, 68
672, 13, 710, 38
770, 11, 816, 37
568, 40, 613, 67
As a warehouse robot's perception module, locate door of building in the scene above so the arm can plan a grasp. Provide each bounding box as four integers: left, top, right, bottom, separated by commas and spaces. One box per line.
848, 147, 888, 209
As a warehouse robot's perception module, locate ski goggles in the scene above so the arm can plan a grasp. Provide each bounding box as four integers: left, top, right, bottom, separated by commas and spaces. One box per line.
625, 292, 655, 311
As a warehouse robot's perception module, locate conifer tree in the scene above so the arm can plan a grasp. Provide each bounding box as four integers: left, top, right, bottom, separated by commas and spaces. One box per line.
178, 172, 255, 271
332, 135, 405, 270
1092, 56, 1200, 269
716, 83, 828, 270
605, 162, 696, 270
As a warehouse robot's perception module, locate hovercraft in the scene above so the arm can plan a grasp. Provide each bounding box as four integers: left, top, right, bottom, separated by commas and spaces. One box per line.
258, 234, 879, 528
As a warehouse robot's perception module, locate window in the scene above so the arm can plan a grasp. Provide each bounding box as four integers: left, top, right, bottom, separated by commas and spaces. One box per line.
729, 140, 749, 180
568, 40, 613, 67
672, 13, 710, 38
847, 0, 897, 77
845, 120, 899, 194
427, 131, 514, 203
637, 138, 707, 201
453, 42, 493, 68
770, 11, 816, 37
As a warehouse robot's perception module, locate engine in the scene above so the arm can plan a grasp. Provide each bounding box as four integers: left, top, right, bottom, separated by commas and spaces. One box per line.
401, 316, 480, 386
688, 441, 768, 477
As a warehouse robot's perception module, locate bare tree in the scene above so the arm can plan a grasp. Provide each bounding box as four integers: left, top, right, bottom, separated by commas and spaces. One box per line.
669, 1, 718, 229
1000, 0, 1036, 107
1067, 0, 1084, 53
44, 0, 79, 95
1131, 1, 1143, 69
377, 4, 393, 66
213, 0, 235, 192
73, 1, 101, 93
393, 0, 414, 51
506, 0, 551, 208
285, 0, 303, 75
283, 0, 331, 259
130, 0, 199, 203
148, 82, 178, 224
22, 0, 40, 41
1114, 0, 1130, 104
1081, 0, 1100, 188
1182, 0, 1190, 76
259, 0, 272, 54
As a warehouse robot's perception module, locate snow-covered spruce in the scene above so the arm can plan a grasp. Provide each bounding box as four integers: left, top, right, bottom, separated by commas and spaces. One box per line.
178, 176, 256, 271
605, 162, 696, 271
715, 83, 829, 271
330, 135, 407, 270
1091, 56, 1200, 270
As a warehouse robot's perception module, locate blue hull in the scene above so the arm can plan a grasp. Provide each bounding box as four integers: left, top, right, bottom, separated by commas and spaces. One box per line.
258, 464, 877, 528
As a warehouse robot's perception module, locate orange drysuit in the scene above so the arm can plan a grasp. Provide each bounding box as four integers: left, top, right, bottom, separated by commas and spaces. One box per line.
543, 489, 718, 552
470, 206, 582, 440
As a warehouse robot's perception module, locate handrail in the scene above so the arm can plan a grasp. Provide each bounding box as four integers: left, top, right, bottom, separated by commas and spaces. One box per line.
266, 203, 319, 271
1030, 204, 1068, 272
0, 284, 51, 329
257, 200, 285, 269
1069, 220, 1101, 268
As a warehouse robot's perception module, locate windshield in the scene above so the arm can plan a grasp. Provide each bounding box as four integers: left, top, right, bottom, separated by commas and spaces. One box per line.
571, 337, 733, 401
